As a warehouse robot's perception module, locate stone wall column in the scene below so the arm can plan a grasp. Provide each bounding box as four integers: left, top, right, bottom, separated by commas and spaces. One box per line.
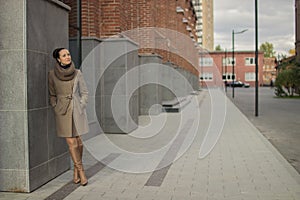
139, 55, 163, 115
98, 38, 139, 133
0, 0, 71, 192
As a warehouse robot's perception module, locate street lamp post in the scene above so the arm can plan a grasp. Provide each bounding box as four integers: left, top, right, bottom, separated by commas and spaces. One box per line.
255, 0, 259, 116
232, 29, 248, 98
224, 49, 228, 92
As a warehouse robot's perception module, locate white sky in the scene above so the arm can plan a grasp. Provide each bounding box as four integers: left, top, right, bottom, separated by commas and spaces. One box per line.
214, 0, 295, 56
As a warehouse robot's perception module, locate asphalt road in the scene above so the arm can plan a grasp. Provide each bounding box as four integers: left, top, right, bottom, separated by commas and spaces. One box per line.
226, 86, 300, 173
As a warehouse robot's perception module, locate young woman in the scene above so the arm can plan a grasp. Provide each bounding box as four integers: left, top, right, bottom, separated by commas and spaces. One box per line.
48, 48, 89, 186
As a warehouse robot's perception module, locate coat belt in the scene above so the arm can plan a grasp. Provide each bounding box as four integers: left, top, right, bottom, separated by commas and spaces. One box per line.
57, 94, 73, 100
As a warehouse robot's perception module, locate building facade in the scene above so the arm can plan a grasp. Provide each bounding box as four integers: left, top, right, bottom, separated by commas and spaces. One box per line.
0, 0, 202, 192
200, 51, 264, 87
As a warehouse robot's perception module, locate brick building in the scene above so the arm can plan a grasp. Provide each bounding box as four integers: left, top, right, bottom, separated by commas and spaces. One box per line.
200, 51, 264, 87
62, 0, 199, 75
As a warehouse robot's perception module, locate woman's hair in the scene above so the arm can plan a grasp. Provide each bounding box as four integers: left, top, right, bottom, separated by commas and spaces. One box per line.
52, 48, 66, 60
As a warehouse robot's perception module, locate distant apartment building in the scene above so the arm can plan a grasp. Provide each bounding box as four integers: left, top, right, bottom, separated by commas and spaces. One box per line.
262, 57, 277, 86
193, 0, 214, 51
201, 0, 214, 51
200, 51, 264, 87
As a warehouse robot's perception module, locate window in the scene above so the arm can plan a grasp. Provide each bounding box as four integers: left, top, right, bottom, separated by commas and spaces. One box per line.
199, 57, 213, 67
222, 73, 235, 81
245, 72, 256, 81
200, 73, 213, 81
222, 57, 236, 66
176, 6, 184, 13
245, 57, 255, 66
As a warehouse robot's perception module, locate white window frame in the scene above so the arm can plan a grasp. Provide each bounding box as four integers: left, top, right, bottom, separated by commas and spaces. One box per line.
199, 57, 213, 67
222, 73, 236, 81
245, 72, 256, 81
222, 57, 236, 66
245, 57, 255, 66
200, 72, 213, 81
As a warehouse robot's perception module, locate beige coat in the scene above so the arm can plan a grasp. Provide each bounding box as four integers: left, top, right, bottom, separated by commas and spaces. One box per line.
48, 69, 89, 137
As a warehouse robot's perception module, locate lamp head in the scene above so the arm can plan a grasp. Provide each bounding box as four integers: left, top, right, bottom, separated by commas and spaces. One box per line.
234, 29, 248, 34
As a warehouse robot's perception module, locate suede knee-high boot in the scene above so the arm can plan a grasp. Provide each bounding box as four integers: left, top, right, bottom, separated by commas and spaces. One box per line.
69, 140, 88, 186
73, 137, 83, 184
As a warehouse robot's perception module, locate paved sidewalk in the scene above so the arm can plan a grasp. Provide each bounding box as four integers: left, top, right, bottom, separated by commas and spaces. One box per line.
0, 89, 300, 200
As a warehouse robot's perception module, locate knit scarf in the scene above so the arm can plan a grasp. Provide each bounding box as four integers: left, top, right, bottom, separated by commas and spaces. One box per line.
54, 62, 77, 81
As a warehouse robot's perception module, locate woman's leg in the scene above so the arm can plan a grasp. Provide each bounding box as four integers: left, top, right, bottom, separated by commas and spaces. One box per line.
73, 136, 84, 183
65, 137, 88, 186
71, 120, 81, 183
76, 136, 83, 159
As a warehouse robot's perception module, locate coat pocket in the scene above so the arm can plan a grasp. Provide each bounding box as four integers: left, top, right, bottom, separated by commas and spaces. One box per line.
54, 96, 72, 115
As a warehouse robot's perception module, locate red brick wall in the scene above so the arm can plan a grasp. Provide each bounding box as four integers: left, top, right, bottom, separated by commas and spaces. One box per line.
99, 0, 121, 37
83, 0, 101, 37
151, 0, 198, 76
63, 0, 199, 76
61, 0, 78, 37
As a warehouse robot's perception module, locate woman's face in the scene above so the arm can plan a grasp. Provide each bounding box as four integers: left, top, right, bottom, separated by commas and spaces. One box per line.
58, 49, 71, 66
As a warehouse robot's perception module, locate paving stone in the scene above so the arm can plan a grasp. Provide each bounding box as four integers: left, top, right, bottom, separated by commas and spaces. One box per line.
2, 90, 300, 200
